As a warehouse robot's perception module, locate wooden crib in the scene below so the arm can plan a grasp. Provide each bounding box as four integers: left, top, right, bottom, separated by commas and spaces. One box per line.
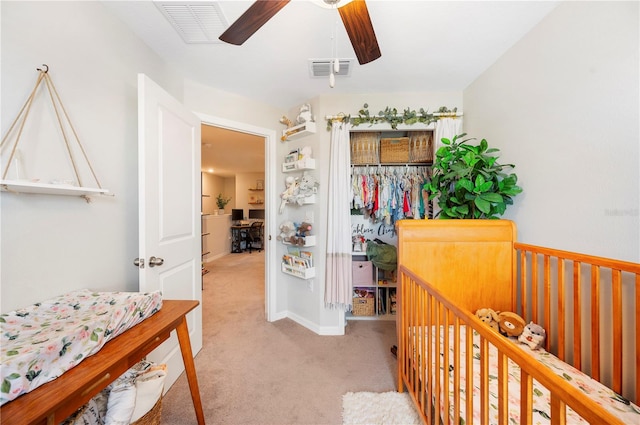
396, 220, 640, 424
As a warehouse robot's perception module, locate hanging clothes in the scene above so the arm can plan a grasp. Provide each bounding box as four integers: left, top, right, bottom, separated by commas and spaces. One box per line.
350, 165, 431, 226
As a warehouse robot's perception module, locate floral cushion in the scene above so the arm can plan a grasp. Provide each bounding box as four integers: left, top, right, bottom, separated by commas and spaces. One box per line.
0, 289, 162, 405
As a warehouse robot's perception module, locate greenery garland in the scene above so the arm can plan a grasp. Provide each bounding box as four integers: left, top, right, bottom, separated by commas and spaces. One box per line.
326, 103, 457, 131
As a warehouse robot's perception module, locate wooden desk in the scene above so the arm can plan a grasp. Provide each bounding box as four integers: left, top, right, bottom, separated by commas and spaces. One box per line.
0, 300, 205, 425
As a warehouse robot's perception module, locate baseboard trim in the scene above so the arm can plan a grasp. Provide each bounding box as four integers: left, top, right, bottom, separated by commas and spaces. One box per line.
273, 310, 345, 336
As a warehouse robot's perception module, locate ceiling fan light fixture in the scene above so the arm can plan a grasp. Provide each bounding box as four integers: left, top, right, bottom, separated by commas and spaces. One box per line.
311, 0, 355, 9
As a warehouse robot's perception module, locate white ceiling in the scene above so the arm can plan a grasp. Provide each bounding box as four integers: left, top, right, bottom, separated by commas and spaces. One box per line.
103, 0, 560, 176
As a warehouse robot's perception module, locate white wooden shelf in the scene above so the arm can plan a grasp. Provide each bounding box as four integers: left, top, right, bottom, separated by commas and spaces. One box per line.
282, 121, 316, 141
300, 194, 316, 205
282, 157, 316, 172
281, 263, 316, 280
282, 235, 316, 247
0, 180, 110, 197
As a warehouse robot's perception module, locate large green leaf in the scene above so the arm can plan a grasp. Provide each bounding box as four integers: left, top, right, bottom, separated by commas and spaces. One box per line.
474, 197, 491, 214
480, 193, 504, 203
457, 178, 474, 192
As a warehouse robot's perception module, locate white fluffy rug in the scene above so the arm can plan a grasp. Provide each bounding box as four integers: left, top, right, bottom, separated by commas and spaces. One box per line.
342, 391, 421, 425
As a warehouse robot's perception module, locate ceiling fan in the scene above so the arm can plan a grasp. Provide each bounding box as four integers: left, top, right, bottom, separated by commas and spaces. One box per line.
219, 0, 381, 65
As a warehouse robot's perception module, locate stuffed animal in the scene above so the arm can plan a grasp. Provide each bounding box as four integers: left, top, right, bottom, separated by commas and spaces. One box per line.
518, 322, 546, 350
296, 103, 314, 124
279, 176, 299, 213
297, 172, 318, 202
287, 222, 313, 246
498, 311, 526, 338
279, 115, 294, 128
296, 222, 313, 237
276, 220, 296, 243
299, 146, 313, 159
475, 308, 499, 332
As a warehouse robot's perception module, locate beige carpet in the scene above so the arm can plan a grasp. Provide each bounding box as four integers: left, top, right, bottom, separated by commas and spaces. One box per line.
160, 251, 398, 424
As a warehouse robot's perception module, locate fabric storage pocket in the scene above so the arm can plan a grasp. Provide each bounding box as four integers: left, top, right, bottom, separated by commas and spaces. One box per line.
352, 261, 374, 285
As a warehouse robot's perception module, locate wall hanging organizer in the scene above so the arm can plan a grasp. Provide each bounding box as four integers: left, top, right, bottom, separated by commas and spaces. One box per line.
0, 65, 109, 202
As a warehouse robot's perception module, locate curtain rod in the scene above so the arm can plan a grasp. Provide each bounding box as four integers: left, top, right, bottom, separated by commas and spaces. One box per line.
325, 112, 463, 120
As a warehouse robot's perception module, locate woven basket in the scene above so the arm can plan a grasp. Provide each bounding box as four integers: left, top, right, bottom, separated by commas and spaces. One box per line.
131, 397, 163, 425
352, 297, 375, 316
380, 137, 409, 163
409, 131, 434, 163
350, 132, 379, 165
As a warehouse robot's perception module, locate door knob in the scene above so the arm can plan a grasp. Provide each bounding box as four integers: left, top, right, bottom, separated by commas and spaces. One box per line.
149, 256, 164, 267
134, 258, 145, 268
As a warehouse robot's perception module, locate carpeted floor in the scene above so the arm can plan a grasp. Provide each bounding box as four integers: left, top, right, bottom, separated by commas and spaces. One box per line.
160, 251, 399, 424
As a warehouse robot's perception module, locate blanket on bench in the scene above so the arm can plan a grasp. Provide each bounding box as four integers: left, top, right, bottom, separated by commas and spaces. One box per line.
0, 289, 163, 405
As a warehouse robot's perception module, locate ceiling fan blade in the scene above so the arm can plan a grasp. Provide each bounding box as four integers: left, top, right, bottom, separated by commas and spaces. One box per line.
219, 0, 290, 45
338, 0, 381, 65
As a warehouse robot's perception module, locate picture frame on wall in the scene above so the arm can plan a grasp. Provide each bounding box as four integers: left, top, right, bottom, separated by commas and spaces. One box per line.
256, 179, 264, 190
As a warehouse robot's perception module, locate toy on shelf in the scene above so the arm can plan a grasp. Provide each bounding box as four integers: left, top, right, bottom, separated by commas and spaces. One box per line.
278, 172, 318, 213
296, 103, 314, 125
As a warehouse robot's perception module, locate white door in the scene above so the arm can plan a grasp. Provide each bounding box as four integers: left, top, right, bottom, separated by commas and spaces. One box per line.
137, 74, 202, 389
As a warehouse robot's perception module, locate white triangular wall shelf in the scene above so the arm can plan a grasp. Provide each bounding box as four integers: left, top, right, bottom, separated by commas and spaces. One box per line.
1, 65, 109, 201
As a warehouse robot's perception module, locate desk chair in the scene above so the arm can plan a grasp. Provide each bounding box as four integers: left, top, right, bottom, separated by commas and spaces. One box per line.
245, 221, 264, 253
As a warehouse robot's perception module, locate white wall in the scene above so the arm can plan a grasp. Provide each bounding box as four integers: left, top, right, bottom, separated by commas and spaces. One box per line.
201, 172, 234, 214
464, 1, 639, 262
0, 1, 183, 311
235, 172, 266, 215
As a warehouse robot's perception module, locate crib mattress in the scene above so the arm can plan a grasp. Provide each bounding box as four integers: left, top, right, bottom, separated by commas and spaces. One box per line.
0, 289, 163, 405
410, 326, 640, 424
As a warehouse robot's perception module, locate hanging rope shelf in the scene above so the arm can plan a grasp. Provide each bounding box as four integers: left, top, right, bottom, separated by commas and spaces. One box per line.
0, 65, 110, 202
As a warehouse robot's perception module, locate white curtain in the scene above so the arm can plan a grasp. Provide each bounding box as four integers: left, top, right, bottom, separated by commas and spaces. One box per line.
434, 117, 463, 152
325, 120, 353, 311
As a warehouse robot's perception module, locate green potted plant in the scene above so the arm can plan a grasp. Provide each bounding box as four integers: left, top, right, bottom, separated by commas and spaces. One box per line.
216, 193, 231, 215
425, 134, 522, 219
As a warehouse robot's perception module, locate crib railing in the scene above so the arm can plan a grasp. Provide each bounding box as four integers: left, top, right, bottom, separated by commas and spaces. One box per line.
514, 243, 640, 406
397, 265, 630, 425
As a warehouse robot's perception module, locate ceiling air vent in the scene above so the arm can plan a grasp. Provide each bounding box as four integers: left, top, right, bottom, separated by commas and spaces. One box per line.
308, 59, 353, 78
154, 1, 228, 44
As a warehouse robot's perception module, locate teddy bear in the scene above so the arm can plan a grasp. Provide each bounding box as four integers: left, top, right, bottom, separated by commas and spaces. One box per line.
475, 308, 499, 332
518, 322, 546, 350
288, 222, 313, 246
498, 311, 526, 338
296, 222, 312, 237
276, 220, 296, 243
296, 172, 318, 202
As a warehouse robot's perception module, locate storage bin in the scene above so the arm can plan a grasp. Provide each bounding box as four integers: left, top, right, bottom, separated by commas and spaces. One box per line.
352, 296, 375, 316
409, 131, 434, 163
131, 398, 162, 425
350, 132, 379, 164
352, 261, 374, 285
380, 137, 409, 163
